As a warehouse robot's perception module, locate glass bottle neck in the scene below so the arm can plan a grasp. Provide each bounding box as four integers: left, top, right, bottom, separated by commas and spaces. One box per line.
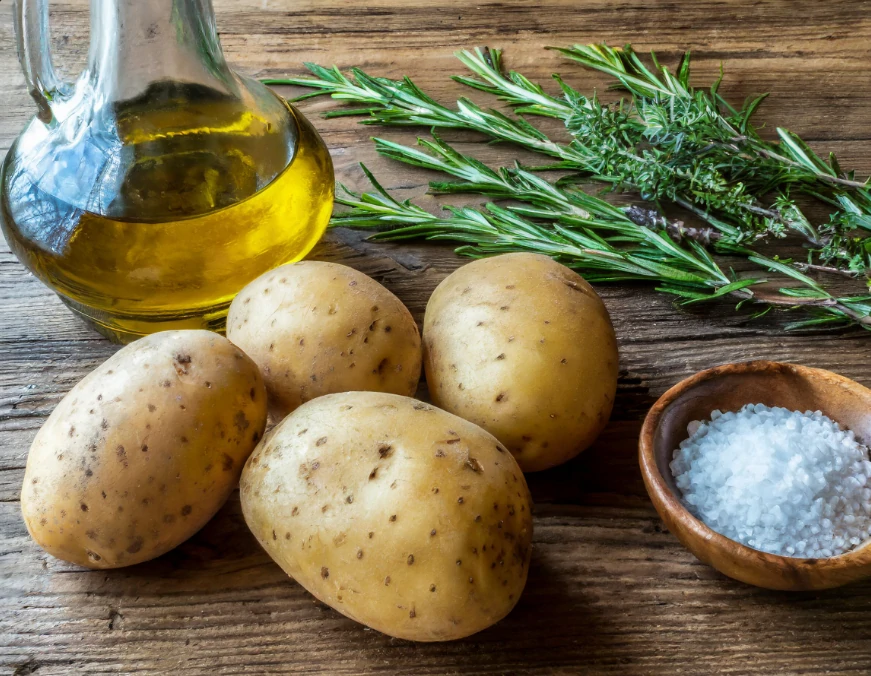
87, 0, 237, 103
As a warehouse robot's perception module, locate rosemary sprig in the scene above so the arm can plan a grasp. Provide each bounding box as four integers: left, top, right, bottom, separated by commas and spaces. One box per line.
265, 66, 582, 163
374, 132, 723, 247
334, 166, 871, 328
338, 165, 738, 288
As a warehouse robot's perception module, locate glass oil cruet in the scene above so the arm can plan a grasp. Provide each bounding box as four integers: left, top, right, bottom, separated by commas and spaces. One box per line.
2, 0, 335, 343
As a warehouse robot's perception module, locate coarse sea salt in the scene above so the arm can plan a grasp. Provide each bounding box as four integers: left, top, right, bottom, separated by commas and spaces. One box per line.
670, 403, 871, 558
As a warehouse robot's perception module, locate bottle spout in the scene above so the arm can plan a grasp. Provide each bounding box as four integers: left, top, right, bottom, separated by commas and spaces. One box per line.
86, 0, 240, 103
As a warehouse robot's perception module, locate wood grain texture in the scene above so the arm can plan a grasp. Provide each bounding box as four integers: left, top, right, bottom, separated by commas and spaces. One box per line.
3, 0, 871, 674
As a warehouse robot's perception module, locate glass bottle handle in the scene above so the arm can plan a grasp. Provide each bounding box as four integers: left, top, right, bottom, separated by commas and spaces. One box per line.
13, 0, 69, 124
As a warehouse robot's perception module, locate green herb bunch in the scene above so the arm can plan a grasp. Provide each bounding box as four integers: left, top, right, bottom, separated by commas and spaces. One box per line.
552, 45, 871, 276
264, 44, 871, 330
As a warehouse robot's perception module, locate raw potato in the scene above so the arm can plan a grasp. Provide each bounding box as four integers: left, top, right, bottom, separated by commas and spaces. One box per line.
424, 253, 618, 472
240, 392, 533, 642
20, 331, 267, 569
227, 261, 422, 418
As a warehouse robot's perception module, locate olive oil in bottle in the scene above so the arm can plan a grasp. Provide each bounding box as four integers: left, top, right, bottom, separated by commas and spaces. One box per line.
2, 0, 334, 343
2, 87, 334, 341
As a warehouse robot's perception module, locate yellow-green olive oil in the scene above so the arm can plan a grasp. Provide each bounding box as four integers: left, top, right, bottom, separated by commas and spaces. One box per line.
1, 88, 333, 342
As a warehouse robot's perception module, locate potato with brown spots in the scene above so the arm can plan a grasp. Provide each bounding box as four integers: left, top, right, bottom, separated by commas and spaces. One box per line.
424, 253, 618, 472
20, 331, 267, 569
227, 261, 422, 419
240, 392, 533, 642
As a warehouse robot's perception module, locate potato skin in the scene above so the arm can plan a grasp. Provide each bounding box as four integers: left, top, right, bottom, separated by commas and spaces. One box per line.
227, 261, 422, 419
240, 392, 533, 642
424, 253, 618, 472
20, 331, 267, 569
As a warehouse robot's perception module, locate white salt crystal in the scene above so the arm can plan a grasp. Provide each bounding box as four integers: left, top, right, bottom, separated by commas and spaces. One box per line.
670, 403, 871, 558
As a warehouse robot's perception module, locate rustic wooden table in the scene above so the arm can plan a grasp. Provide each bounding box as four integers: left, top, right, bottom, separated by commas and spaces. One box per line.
3, 0, 871, 674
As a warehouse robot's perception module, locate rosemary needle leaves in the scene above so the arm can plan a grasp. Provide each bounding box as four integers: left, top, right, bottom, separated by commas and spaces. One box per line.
265, 45, 871, 330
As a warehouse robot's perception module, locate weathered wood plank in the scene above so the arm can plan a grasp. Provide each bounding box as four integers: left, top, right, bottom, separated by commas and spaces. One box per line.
3, 0, 871, 674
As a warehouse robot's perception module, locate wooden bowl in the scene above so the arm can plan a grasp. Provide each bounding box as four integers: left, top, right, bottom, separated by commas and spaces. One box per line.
639, 360, 871, 591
